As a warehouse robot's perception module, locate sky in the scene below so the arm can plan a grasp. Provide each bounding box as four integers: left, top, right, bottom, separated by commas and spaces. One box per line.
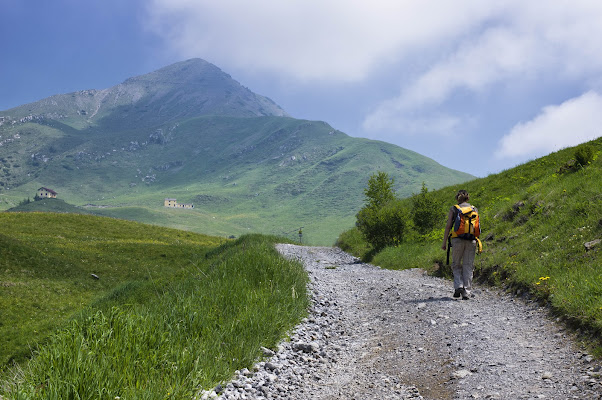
2, 1, 602, 177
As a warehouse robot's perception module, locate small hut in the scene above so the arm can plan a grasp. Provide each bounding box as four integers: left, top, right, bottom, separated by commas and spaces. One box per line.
37, 187, 57, 199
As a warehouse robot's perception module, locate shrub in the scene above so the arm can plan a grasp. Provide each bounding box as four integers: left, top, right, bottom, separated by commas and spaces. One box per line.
335, 227, 369, 256
575, 144, 595, 168
356, 200, 407, 250
411, 182, 439, 235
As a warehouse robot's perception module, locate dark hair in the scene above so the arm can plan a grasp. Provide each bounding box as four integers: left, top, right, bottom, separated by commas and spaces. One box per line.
456, 190, 469, 203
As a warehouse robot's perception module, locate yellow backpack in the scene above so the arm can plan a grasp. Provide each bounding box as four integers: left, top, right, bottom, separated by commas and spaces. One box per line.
449, 205, 483, 255
451, 205, 480, 240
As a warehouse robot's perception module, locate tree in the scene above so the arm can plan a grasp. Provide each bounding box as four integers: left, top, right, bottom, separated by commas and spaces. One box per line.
356, 172, 407, 250
411, 182, 439, 235
363, 171, 395, 209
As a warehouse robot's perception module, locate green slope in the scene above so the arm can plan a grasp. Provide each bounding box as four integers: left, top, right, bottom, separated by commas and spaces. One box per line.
0, 115, 473, 244
339, 138, 602, 347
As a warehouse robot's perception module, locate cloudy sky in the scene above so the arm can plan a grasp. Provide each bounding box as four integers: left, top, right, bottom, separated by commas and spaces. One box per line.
2, 0, 602, 177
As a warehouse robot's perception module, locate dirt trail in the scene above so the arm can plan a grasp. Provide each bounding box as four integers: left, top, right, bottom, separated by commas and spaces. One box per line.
205, 245, 602, 400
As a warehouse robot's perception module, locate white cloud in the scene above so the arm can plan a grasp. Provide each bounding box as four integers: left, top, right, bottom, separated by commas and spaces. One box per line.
145, 1, 602, 99
362, 25, 538, 136
397, 27, 539, 109
363, 107, 466, 137
145, 0, 500, 81
495, 91, 602, 159
362, 1, 602, 137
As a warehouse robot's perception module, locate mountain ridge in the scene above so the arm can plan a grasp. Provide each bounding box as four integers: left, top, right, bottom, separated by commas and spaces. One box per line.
1, 59, 288, 128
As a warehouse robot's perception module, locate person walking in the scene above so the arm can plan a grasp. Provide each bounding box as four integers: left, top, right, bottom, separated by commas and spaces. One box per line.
441, 190, 480, 300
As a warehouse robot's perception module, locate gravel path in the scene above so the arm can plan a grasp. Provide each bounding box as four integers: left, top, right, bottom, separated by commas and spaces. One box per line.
198, 245, 602, 400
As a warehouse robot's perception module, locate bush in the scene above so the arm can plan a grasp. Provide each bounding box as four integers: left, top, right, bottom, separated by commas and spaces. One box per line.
575, 144, 595, 168
356, 200, 407, 250
335, 227, 369, 257
411, 183, 439, 235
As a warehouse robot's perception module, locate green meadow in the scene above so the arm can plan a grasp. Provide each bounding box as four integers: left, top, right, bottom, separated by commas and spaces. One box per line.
0, 213, 308, 398
338, 138, 602, 351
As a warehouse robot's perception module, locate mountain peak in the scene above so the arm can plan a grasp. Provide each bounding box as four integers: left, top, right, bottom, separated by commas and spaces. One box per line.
116, 58, 289, 120
123, 58, 225, 85
1, 59, 288, 122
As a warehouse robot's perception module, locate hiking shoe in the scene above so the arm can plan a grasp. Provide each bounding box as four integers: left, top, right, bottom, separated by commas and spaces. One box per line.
453, 288, 462, 298
461, 288, 469, 300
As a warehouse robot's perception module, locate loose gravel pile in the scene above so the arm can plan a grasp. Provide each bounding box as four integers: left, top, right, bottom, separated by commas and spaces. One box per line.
197, 245, 602, 400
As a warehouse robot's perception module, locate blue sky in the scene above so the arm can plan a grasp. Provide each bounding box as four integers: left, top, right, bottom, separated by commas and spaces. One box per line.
2, 1, 602, 177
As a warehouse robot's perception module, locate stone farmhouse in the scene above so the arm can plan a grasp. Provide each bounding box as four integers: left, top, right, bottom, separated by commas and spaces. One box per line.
37, 187, 57, 199
164, 198, 194, 209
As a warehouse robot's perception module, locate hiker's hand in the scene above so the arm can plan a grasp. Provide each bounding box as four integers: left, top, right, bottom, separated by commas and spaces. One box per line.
441, 243, 447, 251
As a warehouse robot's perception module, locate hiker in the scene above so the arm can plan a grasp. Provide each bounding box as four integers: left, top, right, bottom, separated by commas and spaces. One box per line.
441, 190, 480, 300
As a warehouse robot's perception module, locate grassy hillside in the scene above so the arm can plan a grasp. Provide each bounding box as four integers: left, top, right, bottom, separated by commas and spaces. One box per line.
0, 115, 473, 245
337, 138, 602, 350
0, 214, 309, 398
6, 198, 252, 241
6, 198, 92, 214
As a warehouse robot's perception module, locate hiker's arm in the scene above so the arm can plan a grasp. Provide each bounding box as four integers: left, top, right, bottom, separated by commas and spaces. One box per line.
441, 208, 454, 250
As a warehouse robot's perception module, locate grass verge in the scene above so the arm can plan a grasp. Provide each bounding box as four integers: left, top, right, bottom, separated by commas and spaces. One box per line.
1, 213, 309, 399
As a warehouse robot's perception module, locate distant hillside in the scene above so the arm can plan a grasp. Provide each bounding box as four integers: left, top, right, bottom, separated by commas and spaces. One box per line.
6, 198, 90, 214
0, 59, 474, 244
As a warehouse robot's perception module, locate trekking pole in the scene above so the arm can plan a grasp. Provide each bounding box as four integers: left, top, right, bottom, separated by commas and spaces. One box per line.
446, 235, 451, 266
475, 242, 483, 276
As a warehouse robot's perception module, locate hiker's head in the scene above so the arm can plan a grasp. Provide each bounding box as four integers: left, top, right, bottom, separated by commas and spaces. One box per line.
456, 190, 469, 203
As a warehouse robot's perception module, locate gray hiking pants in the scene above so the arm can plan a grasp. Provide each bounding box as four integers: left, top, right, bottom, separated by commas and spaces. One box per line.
451, 238, 477, 294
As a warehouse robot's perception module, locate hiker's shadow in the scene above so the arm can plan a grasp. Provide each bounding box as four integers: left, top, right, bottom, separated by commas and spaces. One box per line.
403, 296, 454, 304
